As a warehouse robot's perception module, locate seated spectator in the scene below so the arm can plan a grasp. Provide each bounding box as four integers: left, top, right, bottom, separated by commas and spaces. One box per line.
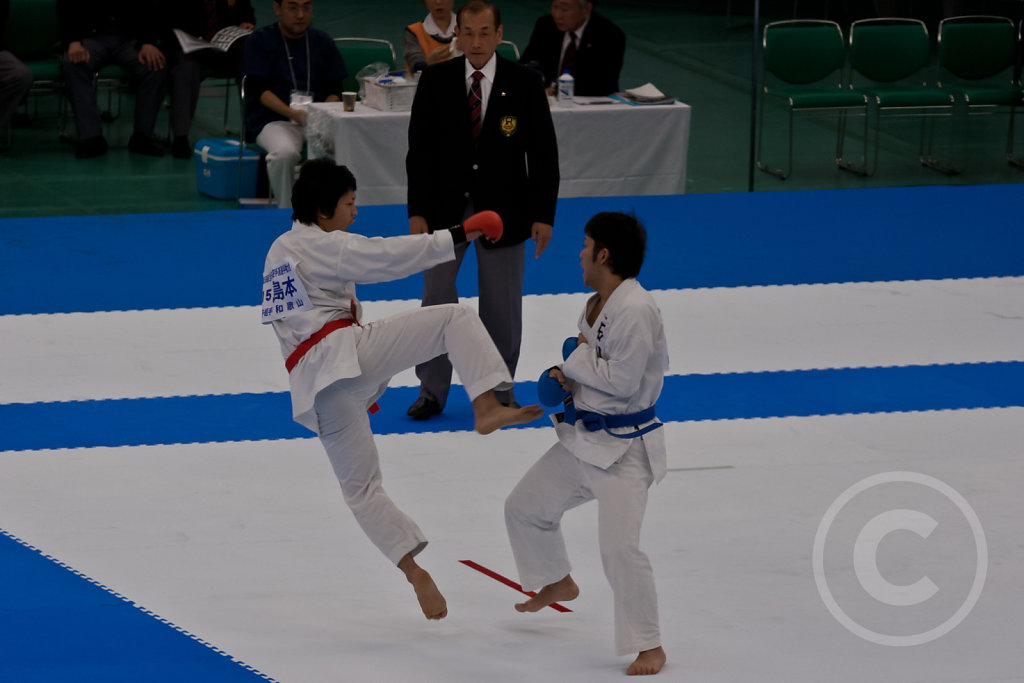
58, 0, 168, 159
404, 0, 459, 74
0, 0, 33, 145
243, 0, 346, 209
163, 0, 255, 159
520, 0, 624, 97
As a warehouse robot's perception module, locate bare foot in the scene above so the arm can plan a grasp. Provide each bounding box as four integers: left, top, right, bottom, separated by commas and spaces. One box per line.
626, 647, 666, 675
473, 400, 544, 435
408, 566, 448, 620
514, 574, 579, 612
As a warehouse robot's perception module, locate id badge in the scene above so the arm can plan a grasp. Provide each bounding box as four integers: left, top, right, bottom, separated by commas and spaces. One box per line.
261, 259, 311, 323
290, 90, 313, 110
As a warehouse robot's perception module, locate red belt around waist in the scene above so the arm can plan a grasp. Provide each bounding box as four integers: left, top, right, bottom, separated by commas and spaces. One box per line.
285, 318, 356, 373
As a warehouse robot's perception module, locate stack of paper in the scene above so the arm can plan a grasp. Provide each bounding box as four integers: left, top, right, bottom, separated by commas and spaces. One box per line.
608, 83, 676, 106
614, 83, 676, 105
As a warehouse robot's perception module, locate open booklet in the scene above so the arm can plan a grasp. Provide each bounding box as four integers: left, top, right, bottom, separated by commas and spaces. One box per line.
174, 25, 253, 54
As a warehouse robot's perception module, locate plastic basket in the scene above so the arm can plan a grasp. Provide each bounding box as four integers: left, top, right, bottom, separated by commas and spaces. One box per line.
362, 77, 417, 111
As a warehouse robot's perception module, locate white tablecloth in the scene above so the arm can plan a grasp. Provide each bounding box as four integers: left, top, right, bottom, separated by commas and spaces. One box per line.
306, 98, 691, 206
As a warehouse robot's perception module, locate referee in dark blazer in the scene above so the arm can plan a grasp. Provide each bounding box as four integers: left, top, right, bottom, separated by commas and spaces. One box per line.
520, 0, 625, 97
406, 0, 559, 420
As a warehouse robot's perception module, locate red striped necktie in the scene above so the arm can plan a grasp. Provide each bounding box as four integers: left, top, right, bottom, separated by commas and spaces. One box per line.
561, 32, 577, 74
468, 70, 483, 140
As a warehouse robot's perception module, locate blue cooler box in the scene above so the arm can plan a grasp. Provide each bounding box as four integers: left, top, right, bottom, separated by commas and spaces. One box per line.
194, 138, 260, 199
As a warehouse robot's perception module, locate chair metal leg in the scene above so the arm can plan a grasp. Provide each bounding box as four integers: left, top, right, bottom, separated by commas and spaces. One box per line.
1006, 104, 1024, 168
236, 138, 244, 208
223, 80, 231, 133
756, 96, 791, 179
865, 100, 877, 174
784, 108, 794, 178
834, 109, 866, 174
222, 78, 240, 136
837, 100, 874, 175
921, 100, 964, 175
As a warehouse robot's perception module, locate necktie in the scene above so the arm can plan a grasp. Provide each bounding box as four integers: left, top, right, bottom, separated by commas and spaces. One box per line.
468, 70, 483, 141
561, 33, 577, 75
203, 0, 219, 41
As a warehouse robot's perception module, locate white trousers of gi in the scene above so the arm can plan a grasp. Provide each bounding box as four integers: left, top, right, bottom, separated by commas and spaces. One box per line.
256, 120, 304, 209
314, 303, 512, 566
505, 437, 661, 656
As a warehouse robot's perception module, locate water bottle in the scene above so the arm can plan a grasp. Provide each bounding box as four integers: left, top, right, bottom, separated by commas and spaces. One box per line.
557, 70, 575, 105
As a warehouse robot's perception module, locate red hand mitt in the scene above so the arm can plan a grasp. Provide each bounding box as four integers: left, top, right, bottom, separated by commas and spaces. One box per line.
463, 210, 503, 241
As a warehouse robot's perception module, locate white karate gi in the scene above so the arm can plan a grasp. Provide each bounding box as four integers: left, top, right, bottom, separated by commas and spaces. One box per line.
265, 221, 513, 564
505, 278, 668, 656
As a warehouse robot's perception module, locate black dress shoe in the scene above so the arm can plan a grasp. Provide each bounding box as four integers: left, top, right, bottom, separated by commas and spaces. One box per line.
75, 136, 108, 159
500, 400, 521, 409
128, 132, 164, 157
407, 396, 441, 420
171, 136, 192, 159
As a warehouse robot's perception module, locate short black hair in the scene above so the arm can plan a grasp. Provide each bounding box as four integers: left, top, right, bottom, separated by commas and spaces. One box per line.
457, 0, 501, 29
584, 212, 647, 279
290, 159, 357, 224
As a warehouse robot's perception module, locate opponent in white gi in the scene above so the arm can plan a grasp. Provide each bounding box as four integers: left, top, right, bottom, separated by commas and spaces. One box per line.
263, 159, 543, 620
505, 212, 668, 675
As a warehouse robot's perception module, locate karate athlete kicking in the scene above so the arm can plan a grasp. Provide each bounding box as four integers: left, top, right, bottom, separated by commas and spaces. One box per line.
262, 159, 543, 621
504, 212, 668, 675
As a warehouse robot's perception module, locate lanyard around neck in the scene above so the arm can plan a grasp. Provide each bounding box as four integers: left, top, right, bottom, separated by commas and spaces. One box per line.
279, 25, 311, 93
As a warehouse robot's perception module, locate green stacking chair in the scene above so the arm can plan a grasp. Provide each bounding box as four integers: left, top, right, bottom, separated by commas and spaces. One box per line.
842, 18, 956, 176
334, 37, 396, 93
496, 40, 520, 61
934, 15, 1023, 168
756, 20, 868, 180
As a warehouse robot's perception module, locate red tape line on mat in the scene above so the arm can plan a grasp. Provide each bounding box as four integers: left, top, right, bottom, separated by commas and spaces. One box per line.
459, 560, 572, 612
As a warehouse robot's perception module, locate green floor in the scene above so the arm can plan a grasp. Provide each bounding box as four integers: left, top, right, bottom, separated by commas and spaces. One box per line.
2, 0, 1022, 218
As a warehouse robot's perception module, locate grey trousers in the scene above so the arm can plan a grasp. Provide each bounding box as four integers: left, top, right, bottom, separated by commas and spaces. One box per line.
416, 238, 525, 408
63, 34, 166, 140
167, 43, 244, 138
0, 50, 32, 126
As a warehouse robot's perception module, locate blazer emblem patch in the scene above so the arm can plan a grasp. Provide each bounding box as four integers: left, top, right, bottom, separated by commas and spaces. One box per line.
500, 115, 518, 137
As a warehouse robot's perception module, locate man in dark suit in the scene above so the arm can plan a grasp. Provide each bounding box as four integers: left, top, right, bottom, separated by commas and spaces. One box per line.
58, 0, 168, 158
406, 0, 559, 420
162, 0, 256, 158
520, 0, 625, 97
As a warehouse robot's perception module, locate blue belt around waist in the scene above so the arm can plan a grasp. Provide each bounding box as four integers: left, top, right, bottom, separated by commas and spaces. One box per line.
561, 401, 661, 439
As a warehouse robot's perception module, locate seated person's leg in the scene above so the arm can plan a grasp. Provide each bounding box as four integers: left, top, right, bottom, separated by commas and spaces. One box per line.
64, 37, 109, 157
0, 52, 33, 129
111, 35, 166, 156
167, 47, 204, 157
256, 121, 304, 208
